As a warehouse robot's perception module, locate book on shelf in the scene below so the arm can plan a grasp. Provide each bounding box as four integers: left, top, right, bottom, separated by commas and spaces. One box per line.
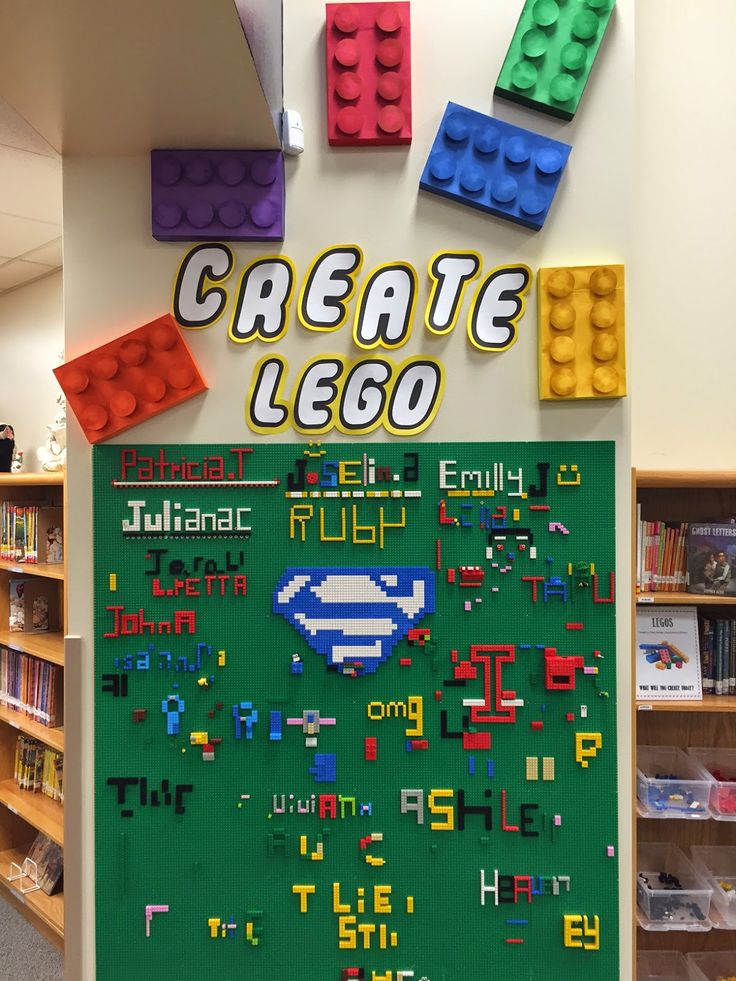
25, 832, 63, 896
0, 645, 63, 727
636, 508, 688, 592
8, 578, 60, 634
635, 605, 702, 700
699, 616, 736, 695
687, 521, 736, 595
13, 735, 63, 801
0, 502, 62, 564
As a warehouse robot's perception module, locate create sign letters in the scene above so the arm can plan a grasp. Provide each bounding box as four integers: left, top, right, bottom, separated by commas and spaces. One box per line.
172, 244, 532, 436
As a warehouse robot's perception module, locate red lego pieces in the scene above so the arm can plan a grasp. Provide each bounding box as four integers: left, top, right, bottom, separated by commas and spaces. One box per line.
55, 314, 207, 444
459, 566, 485, 587
462, 731, 491, 750
325, 2, 412, 146
364, 736, 377, 761
545, 648, 585, 691
530, 721, 544, 731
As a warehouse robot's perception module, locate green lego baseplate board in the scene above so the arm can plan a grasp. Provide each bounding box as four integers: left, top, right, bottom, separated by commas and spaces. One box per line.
94, 440, 618, 981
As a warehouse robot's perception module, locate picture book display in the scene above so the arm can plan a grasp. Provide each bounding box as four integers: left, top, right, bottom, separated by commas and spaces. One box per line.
94, 441, 618, 981
635, 606, 702, 701
9, 578, 59, 633
25, 832, 64, 895
687, 522, 736, 595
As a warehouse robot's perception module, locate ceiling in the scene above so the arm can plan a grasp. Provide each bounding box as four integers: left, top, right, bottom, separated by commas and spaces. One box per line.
0, 0, 281, 155
0, 98, 62, 296
0, 0, 282, 296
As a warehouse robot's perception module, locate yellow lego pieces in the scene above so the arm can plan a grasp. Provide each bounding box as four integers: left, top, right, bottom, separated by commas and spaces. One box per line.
217, 650, 226, 667
108, 573, 117, 591
525, 756, 539, 781
189, 731, 209, 745
542, 756, 555, 781
563, 913, 600, 951
538, 265, 625, 400
575, 732, 603, 768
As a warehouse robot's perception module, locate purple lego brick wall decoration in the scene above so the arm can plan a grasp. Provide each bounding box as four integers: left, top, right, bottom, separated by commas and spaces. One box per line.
151, 149, 285, 242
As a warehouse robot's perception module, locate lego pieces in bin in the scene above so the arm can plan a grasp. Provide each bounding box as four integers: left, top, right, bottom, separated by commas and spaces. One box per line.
54, 315, 207, 445
326, 2, 412, 146
419, 103, 571, 230
151, 149, 284, 241
495, 0, 616, 120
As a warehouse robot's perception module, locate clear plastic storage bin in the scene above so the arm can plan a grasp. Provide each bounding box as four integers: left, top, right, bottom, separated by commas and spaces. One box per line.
637, 745, 711, 818
687, 951, 736, 981
636, 949, 690, 980
688, 747, 736, 821
637, 841, 713, 927
690, 845, 736, 929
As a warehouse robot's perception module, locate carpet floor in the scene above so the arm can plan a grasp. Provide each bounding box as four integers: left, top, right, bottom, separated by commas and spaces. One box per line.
0, 895, 64, 980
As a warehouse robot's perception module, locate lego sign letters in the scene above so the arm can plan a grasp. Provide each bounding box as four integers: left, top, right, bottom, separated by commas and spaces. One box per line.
172, 243, 532, 437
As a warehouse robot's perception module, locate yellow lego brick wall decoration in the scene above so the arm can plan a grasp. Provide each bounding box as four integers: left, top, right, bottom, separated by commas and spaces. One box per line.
538, 265, 626, 401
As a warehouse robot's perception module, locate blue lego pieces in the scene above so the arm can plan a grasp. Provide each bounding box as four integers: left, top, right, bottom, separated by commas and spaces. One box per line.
543, 576, 568, 602
308, 753, 337, 783
419, 103, 571, 231
290, 653, 304, 675
162, 694, 184, 736
233, 701, 258, 740
269, 711, 283, 741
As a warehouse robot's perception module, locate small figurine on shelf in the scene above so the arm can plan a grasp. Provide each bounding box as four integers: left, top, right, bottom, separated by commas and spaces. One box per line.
38, 391, 66, 472
11, 450, 23, 473
0, 424, 15, 472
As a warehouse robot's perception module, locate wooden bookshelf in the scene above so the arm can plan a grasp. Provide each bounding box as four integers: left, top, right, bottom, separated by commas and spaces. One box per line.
636, 591, 736, 607
0, 846, 63, 945
633, 468, 736, 960
0, 472, 65, 948
0, 630, 64, 667
636, 696, 736, 713
0, 704, 64, 752
0, 559, 64, 581
0, 780, 63, 846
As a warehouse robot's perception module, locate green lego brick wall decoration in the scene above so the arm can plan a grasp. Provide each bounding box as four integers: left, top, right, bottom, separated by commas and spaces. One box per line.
94, 440, 619, 981
495, 0, 616, 120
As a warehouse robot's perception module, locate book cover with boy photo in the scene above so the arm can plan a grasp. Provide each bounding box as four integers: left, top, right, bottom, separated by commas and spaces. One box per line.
687, 522, 736, 595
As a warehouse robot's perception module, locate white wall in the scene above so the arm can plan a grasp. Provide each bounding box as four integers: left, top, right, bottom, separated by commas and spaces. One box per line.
0, 271, 63, 471
634, 0, 736, 469
62, 1, 634, 974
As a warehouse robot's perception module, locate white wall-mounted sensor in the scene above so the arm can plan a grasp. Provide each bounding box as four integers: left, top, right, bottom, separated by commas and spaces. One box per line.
282, 109, 304, 155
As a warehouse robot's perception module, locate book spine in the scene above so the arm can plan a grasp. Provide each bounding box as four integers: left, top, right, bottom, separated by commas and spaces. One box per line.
701, 618, 713, 694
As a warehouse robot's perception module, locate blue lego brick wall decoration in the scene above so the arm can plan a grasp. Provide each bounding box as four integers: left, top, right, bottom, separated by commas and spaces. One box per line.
419, 102, 572, 230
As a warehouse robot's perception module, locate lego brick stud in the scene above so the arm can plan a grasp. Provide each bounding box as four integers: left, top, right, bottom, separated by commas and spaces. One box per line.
419, 103, 571, 231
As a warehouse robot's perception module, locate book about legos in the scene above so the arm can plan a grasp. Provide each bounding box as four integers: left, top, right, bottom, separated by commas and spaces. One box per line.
636, 606, 702, 701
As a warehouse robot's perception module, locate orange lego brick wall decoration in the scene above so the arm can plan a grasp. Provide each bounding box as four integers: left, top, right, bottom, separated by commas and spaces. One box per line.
54, 314, 208, 444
